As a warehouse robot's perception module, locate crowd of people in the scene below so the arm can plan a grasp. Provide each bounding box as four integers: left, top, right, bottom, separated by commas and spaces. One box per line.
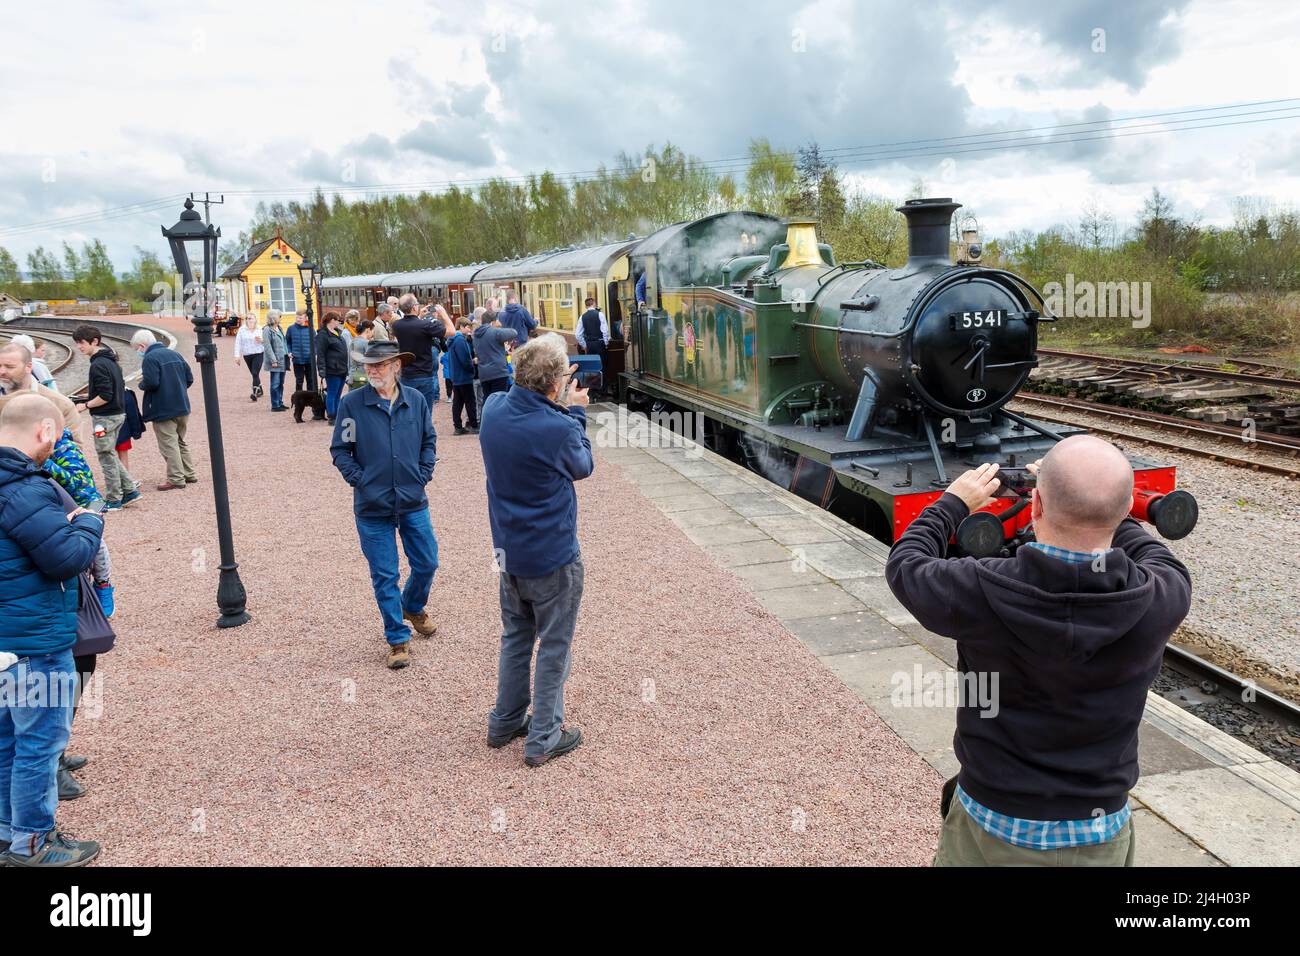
0, 291, 1194, 867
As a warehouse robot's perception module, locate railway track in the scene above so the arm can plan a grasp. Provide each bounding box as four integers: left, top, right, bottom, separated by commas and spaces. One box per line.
1038, 347, 1300, 391
1013, 392, 1300, 479
0, 315, 173, 394
1164, 643, 1300, 727
1032, 348, 1300, 439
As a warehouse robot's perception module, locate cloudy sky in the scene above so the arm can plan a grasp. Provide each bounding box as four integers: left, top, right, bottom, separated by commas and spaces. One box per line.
2, 0, 1298, 272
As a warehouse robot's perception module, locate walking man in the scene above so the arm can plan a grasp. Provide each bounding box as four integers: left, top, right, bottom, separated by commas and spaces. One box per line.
329, 341, 440, 669
0, 393, 104, 866
133, 329, 197, 490
885, 435, 1192, 866
479, 333, 593, 766
285, 310, 315, 393
70, 325, 139, 509
391, 292, 448, 417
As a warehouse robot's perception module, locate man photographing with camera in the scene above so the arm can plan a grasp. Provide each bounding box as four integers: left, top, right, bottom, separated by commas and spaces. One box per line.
886, 434, 1192, 866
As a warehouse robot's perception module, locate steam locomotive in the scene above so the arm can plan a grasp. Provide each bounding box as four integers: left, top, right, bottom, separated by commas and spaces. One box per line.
617, 199, 1199, 554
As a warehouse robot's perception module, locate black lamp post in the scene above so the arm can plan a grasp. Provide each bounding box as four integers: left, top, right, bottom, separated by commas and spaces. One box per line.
298, 259, 322, 394
162, 198, 251, 629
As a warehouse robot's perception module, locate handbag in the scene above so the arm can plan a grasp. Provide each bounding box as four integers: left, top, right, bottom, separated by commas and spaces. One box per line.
73, 570, 116, 656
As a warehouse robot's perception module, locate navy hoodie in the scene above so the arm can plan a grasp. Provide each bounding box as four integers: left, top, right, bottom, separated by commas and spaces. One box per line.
886, 493, 1192, 820
0, 447, 104, 656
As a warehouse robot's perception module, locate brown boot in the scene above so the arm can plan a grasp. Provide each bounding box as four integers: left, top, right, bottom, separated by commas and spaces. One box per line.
156, 481, 186, 491
402, 610, 437, 638
387, 642, 410, 669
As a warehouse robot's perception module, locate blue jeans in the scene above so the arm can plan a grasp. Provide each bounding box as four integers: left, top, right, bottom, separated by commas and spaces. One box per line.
0, 650, 76, 855
324, 375, 346, 417
488, 559, 584, 759
268, 368, 286, 409
404, 376, 437, 419
355, 508, 439, 645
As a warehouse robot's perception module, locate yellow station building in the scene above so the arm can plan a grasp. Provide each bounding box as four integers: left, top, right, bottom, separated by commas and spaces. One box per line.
220, 233, 317, 327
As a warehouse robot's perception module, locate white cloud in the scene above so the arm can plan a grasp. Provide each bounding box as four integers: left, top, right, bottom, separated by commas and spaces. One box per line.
1, 0, 1298, 273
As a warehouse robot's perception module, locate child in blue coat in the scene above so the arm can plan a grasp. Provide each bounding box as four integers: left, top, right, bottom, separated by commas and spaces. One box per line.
447, 318, 479, 434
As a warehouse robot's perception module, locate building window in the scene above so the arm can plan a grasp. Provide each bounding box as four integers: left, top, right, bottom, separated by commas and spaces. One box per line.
268, 276, 296, 312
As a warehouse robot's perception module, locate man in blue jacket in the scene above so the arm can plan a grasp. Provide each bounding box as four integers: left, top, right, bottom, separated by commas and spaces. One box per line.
133, 330, 196, 491
499, 292, 536, 345
284, 310, 315, 394
885, 435, 1192, 866
0, 394, 104, 866
329, 341, 440, 670
479, 333, 593, 766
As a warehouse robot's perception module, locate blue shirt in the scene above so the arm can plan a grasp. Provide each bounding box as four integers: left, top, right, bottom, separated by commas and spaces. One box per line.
956, 784, 1131, 849
478, 386, 593, 577
329, 384, 436, 519
1025, 541, 1113, 565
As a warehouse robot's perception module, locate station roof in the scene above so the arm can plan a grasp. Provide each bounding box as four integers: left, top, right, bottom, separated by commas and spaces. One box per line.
382, 263, 485, 286
474, 238, 640, 282
319, 273, 392, 289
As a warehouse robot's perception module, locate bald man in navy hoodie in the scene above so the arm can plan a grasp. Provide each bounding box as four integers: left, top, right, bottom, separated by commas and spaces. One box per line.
886, 435, 1191, 866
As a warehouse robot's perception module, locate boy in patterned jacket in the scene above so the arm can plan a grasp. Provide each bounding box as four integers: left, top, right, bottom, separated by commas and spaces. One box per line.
45, 427, 115, 617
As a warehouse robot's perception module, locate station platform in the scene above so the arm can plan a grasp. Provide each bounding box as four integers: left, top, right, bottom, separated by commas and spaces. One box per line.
56, 316, 937, 865
590, 404, 1300, 866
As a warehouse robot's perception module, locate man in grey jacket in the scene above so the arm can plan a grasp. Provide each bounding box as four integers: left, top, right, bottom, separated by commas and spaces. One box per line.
472, 314, 517, 400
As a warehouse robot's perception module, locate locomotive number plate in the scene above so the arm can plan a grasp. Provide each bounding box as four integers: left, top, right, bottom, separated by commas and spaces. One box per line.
949, 309, 1006, 330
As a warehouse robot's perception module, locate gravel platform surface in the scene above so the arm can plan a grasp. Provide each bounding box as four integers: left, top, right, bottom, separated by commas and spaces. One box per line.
63, 316, 940, 866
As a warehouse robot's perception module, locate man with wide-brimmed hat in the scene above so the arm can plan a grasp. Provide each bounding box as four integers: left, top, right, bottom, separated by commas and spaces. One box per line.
329, 340, 440, 669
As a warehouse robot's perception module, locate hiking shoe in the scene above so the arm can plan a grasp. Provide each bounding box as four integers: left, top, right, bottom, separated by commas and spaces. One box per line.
61, 754, 89, 772
525, 728, 583, 767
121, 489, 142, 506
403, 610, 437, 637
488, 716, 530, 749
454, 427, 467, 436
57, 767, 86, 801
95, 583, 114, 618
103, 499, 123, 511
387, 642, 410, 669
4, 831, 100, 867
467, 426, 479, 434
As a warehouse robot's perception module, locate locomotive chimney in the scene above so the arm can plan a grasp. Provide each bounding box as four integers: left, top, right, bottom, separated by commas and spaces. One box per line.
778, 219, 824, 269
897, 197, 961, 268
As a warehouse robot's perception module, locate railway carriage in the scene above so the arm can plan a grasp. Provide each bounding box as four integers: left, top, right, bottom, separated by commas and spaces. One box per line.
319, 274, 390, 322
381, 264, 483, 317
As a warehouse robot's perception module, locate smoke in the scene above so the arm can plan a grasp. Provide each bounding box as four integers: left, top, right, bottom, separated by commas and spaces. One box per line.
656, 213, 787, 288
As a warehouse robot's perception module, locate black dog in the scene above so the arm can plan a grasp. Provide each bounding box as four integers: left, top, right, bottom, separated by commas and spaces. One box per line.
290, 390, 327, 423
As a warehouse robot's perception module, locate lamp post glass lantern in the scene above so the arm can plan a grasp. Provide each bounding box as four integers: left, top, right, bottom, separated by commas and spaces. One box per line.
299, 259, 322, 393
161, 198, 251, 629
